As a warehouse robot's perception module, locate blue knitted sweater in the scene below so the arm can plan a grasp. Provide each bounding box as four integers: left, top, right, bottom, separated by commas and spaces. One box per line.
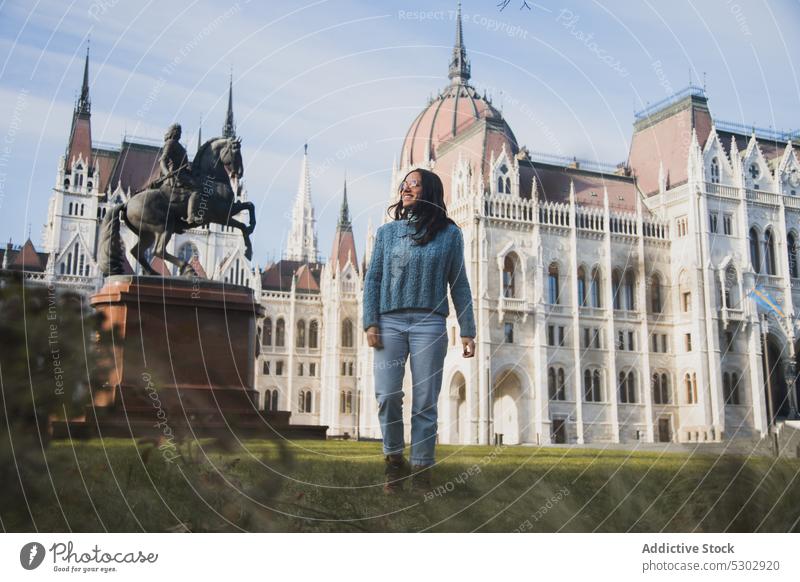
363, 219, 476, 337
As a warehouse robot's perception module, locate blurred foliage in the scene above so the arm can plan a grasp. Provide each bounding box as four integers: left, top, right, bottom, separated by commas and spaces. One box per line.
0, 273, 291, 532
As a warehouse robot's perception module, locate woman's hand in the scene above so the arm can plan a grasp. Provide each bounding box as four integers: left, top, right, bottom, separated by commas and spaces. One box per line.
367, 326, 383, 349
461, 337, 475, 358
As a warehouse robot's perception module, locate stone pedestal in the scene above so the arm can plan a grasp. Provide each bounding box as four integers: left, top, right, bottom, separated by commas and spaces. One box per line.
54, 275, 326, 440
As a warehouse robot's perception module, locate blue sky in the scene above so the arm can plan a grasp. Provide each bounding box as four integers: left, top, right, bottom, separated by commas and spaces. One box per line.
0, 0, 798, 265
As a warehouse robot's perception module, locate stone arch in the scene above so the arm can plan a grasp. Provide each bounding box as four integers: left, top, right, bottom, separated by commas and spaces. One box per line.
762, 332, 790, 422
491, 364, 533, 445
443, 371, 468, 444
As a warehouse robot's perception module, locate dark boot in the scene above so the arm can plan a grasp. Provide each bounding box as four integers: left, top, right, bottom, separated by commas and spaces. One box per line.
409, 464, 432, 496
383, 454, 410, 495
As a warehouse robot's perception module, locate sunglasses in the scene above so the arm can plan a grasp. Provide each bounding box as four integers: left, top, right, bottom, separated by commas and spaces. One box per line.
399, 179, 421, 191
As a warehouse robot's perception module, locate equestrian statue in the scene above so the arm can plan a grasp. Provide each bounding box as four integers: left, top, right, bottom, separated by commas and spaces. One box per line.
97, 123, 255, 276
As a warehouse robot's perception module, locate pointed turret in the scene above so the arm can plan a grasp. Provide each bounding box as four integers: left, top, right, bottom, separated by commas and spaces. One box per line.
285, 144, 319, 262
222, 73, 236, 138
330, 176, 358, 274
448, 2, 471, 85
76, 44, 91, 116
196, 118, 203, 155
65, 43, 92, 168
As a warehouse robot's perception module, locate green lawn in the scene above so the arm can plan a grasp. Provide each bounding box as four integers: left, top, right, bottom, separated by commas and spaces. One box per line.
4, 438, 800, 532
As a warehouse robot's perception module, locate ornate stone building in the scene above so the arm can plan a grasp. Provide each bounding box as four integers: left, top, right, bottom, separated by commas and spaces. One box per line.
258, 7, 800, 446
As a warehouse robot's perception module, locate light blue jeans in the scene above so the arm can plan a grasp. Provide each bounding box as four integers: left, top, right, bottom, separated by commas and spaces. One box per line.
372, 309, 448, 466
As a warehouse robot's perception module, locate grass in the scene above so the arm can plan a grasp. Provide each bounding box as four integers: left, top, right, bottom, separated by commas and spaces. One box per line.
4, 438, 800, 532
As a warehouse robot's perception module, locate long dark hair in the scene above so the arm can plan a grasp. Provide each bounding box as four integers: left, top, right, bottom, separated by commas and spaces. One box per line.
388, 168, 455, 246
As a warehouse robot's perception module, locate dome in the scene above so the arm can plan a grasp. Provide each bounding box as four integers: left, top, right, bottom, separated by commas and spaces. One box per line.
401, 83, 518, 167
398, 4, 518, 178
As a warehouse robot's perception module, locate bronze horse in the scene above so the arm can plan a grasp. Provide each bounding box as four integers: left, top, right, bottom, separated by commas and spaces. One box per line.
98, 136, 255, 276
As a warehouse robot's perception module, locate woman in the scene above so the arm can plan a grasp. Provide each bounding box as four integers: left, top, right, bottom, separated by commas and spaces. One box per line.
363, 168, 476, 495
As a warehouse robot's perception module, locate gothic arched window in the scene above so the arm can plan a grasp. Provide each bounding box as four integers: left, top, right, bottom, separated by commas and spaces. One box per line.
341, 318, 354, 347
547, 263, 560, 304
788, 233, 798, 278
590, 267, 602, 308
749, 227, 761, 273
275, 318, 286, 347
764, 228, 776, 275
308, 320, 319, 348
262, 318, 273, 346
577, 266, 587, 306
503, 253, 518, 298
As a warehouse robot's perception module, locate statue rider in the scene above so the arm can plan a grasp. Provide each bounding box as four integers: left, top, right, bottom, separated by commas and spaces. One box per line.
159, 123, 197, 226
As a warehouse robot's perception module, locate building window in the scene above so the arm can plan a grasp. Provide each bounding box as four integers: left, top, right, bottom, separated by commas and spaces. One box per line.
788, 233, 798, 278
677, 216, 688, 237
623, 270, 636, 310
265, 389, 279, 412
723, 214, 732, 235
577, 266, 587, 306
262, 318, 273, 346
503, 254, 518, 298
276, 361, 284, 376
309, 362, 316, 376
548, 263, 560, 304
685, 333, 692, 352
686, 373, 698, 404
558, 326, 565, 346
275, 318, 286, 347
296, 320, 306, 348
298, 363, 304, 376
618, 370, 636, 404
341, 318, 354, 347
723, 372, 741, 405
582, 328, 601, 349
650, 273, 662, 314
504, 322, 514, 343
262, 360, 270, 375
309, 320, 319, 348
547, 325, 555, 346
341, 361, 347, 376
548, 367, 566, 401
652, 373, 670, 404
724, 265, 739, 308
590, 267, 602, 308
749, 227, 761, 273
661, 334, 668, 353
348, 362, 354, 376
584, 369, 602, 402
682, 291, 691, 313
710, 157, 720, 183
709, 213, 718, 233
764, 228, 776, 275
299, 390, 313, 414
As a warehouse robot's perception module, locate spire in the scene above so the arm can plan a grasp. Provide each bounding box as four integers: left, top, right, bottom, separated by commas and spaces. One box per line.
330, 175, 358, 274
448, 2, 471, 85
285, 144, 318, 262
76, 42, 91, 115
222, 72, 236, 138
338, 176, 352, 231
196, 116, 203, 154
66, 42, 92, 166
